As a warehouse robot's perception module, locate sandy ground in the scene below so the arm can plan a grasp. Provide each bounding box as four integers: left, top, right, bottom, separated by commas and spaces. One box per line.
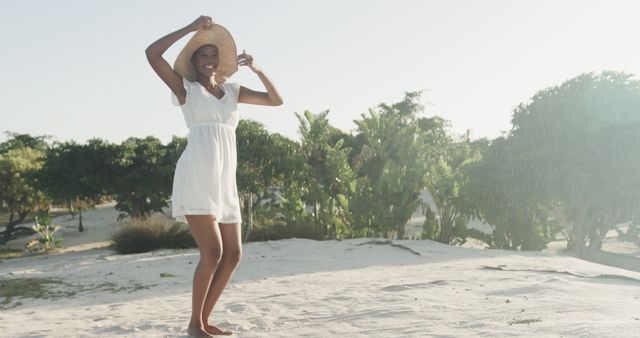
1, 205, 640, 337
1, 202, 123, 253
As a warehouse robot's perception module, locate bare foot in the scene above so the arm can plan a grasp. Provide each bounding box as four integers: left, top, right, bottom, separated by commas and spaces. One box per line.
204, 323, 232, 336
187, 324, 214, 338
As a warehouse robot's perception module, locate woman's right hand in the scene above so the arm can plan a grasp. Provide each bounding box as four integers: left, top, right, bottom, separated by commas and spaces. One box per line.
187, 15, 214, 32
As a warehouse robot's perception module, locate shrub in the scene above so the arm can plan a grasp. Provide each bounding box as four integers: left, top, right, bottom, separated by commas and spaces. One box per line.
27, 209, 63, 253
618, 223, 640, 247
246, 221, 325, 242
111, 213, 195, 254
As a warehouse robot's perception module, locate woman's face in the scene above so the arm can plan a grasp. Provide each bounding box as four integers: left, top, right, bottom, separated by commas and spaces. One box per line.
191, 44, 219, 78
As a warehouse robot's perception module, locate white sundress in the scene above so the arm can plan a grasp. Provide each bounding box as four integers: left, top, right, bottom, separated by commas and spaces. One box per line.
170, 78, 242, 224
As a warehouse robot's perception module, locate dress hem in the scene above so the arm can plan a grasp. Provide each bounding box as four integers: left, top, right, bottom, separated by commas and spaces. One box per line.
171, 211, 242, 225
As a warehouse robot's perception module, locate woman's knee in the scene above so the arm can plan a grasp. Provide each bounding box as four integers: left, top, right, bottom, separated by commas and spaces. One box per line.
200, 247, 223, 264
222, 248, 242, 264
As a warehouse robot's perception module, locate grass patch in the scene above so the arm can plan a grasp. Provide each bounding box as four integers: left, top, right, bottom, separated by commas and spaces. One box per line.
0, 277, 157, 310
0, 277, 72, 309
0, 248, 24, 261
76, 280, 156, 294
112, 213, 195, 254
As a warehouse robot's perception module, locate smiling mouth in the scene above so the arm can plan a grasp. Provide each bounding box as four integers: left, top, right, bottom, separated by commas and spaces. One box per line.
204, 65, 216, 70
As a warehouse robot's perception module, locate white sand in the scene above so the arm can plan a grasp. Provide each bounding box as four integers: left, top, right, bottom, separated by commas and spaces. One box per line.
1, 206, 640, 337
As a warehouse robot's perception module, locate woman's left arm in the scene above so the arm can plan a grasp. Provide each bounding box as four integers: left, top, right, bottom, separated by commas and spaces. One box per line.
237, 51, 283, 106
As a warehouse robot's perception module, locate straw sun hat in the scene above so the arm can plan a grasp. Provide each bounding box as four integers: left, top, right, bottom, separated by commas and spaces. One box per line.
173, 24, 238, 83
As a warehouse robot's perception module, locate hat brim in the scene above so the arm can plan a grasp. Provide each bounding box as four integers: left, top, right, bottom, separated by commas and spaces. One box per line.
173, 24, 238, 83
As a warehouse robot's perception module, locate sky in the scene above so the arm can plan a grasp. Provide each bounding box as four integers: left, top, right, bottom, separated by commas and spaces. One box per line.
2, 0, 640, 145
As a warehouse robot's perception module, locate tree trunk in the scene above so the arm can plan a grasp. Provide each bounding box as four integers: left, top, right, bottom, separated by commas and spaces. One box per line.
587, 218, 610, 251
588, 230, 606, 251
314, 201, 318, 222
132, 199, 140, 219
395, 222, 404, 239
68, 200, 75, 219
438, 205, 453, 244
2, 209, 31, 244
243, 193, 253, 242
18, 209, 29, 223
569, 224, 587, 258
2, 211, 15, 244
78, 207, 84, 232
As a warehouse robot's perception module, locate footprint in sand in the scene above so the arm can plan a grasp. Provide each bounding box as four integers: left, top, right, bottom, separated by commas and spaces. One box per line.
225, 303, 246, 314
381, 280, 449, 292
381, 281, 445, 292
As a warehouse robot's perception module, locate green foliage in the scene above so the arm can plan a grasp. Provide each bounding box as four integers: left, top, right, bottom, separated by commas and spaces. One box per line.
34, 138, 119, 231
0, 145, 49, 243
164, 135, 188, 166
237, 120, 316, 239
349, 92, 429, 239
266, 133, 313, 231
463, 71, 640, 253
0, 132, 50, 154
236, 120, 287, 238
237, 119, 275, 195
420, 124, 483, 245
12, 72, 635, 256
464, 137, 556, 250
246, 221, 325, 241
617, 223, 640, 246
295, 110, 355, 239
112, 137, 173, 220
28, 209, 63, 252
111, 213, 195, 254
420, 207, 439, 240
508, 71, 640, 255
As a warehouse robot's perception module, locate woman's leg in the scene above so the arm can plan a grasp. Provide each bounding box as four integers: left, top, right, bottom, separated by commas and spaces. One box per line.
185, 214, 223, 338
202, 222, 242, 335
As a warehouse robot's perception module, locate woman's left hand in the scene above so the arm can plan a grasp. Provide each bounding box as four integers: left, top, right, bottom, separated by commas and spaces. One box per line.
238, 50, 262, 73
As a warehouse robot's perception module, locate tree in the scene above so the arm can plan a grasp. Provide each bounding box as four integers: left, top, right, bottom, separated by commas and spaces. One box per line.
236, 119, 279, 240
464, 137, 556, 250
423, 132, 484, 245
496, 71, 640, 255
164, 136, 187, 168
268, 133, 314, 232
350, 92, 430, 239
34, 139, 119, 232
0, 132, 50, 154
295, 110, 354, 239
111, 137, 173, 220
0, 147, 49, 243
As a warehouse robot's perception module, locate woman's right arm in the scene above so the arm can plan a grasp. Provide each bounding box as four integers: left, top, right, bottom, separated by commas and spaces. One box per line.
145, 16, 212, 103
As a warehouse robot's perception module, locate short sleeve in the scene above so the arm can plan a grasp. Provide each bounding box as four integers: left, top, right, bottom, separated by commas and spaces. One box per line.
171, 78, 191, 106
227, 82, 241, 102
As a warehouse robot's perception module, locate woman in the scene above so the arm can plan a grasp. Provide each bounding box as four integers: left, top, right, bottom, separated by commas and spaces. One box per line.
145, 15, 283, 337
